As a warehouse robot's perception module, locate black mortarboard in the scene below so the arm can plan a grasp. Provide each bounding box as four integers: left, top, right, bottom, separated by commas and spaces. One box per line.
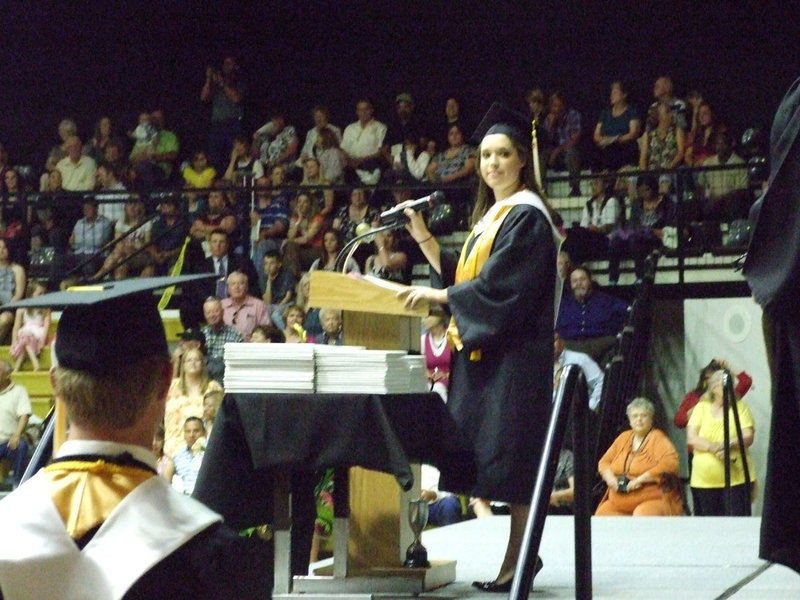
471, 101, 532, 147
5, 275, 213, 376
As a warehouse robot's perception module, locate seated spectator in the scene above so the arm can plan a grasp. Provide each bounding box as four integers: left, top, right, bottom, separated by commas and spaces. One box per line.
685, 101, 727, 167
45, 119, 78, 179
52, 198, 112, 285
426, 123, 476, 186
262, 250, 297, 326
312, 307, 343, 346
296, 105, 342, 169
553, 333, 604, 411
171, 326, 207, 378
382, 93, 424, 164
331, 188, 379, 268
281, 304, 307, 344
608, 175, 675, 284
223, 134, 264, 185
250, 324, 286, 343
222, 270, 271, 341
422, 312, 450, 400
153, 426, 175, 482
85, 115, 115, 164
562, 172, 623, 262
95, 198, 153, 280
365, 229, 408, 284
441, 95, 469, 149
10, 281, 50, 372
340, 98, 387, 185
182, 149, 217, 190
596, 397, 683, 516
128, 111, 157, 160
173, 416, 207, 495
697, 131, 751, 222
250, 168, 291, 288
549, 448, 575, 515
593, 80, 641, 170
254, 112, 300, 174
202, 388, 222, 439
541, 91, 582, 196
315, 126, 346, 185
0, 240, 26, 345
128, 109, 180, 191
645, 76, 688, 133
385, 134, 432, 186
282, 191, 326, 277
291, 273, 321, 337
94, 160, 128, 228
1, 169, 29, 253
201, 296, 243, 384
300, 156, 335, 219
0, 358, 31, 489
309, 229, 360, 274
639, 101, 685, 173
56, 136, 97, 192
189, 185, 237, 243
147, 197, 188, 276
686, 369, 756, 516
421, 464, 461, 527
102, 137, 129, 183
555, 265, 628, 361
164, 347, 223, 458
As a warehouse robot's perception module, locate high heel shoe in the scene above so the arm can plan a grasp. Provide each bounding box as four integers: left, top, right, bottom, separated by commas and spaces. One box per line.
471, 556, 544, 593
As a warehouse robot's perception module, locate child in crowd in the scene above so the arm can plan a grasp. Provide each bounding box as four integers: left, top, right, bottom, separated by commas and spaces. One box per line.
10, 281, 50, 372
152, 427, 174, 482
128, 112, 156, 159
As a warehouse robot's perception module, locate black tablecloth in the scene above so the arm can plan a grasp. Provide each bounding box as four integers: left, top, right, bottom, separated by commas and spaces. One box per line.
193, 393, 474, 529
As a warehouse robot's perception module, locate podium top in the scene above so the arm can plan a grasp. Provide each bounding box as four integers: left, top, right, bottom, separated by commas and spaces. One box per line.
308, 270, 428, 317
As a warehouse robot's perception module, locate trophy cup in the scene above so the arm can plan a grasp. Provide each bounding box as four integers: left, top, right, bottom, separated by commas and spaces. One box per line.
404, 498, 431, 568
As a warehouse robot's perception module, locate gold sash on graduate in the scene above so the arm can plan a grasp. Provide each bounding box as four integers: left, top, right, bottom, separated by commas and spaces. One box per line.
44, 459, 155, 542
446, 203, 519, 361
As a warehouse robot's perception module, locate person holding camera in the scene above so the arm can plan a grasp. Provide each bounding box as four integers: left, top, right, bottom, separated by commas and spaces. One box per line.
596, 397, 684, 516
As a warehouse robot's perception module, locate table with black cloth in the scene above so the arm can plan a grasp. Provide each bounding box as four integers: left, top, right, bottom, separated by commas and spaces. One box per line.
193, 392, 474, 595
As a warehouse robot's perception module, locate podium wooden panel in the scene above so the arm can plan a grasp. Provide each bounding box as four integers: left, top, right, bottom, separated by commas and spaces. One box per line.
309, 270, 425, 570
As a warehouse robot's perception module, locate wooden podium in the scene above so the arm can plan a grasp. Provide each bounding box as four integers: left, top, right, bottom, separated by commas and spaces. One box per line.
301, 271, 454, 595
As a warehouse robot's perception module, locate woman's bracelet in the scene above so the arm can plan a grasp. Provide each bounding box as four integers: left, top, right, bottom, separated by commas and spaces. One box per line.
418, 235, 433, 245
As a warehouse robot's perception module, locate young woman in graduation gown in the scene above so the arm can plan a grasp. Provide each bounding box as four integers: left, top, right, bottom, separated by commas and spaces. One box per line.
399, 104, 562, 592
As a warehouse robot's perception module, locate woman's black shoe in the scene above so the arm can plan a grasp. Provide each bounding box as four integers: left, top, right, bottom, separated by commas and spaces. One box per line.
472, 579, 512, 593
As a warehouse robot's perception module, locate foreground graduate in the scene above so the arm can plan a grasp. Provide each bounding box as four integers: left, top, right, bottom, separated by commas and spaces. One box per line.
744, 76, 800, 573
0, 276, 271, 600
398, 103, 562, 592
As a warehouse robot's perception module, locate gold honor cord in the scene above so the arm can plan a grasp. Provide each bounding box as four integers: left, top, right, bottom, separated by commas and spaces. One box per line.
158, 236, 191, 310
531, 118, 543, 193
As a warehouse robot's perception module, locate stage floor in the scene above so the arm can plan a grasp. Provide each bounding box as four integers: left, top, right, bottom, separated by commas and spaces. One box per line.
405, 515, 800, 599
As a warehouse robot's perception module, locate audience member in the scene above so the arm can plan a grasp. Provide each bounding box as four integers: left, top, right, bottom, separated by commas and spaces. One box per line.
10, 281, 50, 372
171, 326, 206, 378
312, 307, 343, 345
223, 134, 264, 185
128, 111, 157, 159
563, 172, 622, 262
250, 168, 291, 286
548, 448, 575, 515
696, 130, 751, 222
129, 109, 179, 190
164, 347, 223, 458
426, 123, 476, 185
593, 80, 641, 170
340, 98, 387, 185
281, 304, 307, 343
553, 333, 604, 411
685, 101, 727, 167
331, 188, 379, 253
639, 101, 685, 173
645, 76, 688, 132
45, 118, 78, 177
85, 115, 115, 164
299, 156, 335, 219
182, 149, 217, 190
202, 56, 246, 172
365, 229, 408, 284
254, 111, 300, 174
555, 265, 628, 361
309, 229, 360, 274
201, 296, 243, 384
524, 88, 547, 142
249, 324, 285, 343
541, 91, 583, 196
221, 270, 271, 341
263, 250, 297, 325
202, 388, 222, 439
596, 397, 683, 516
422, 312, 450, 400
94, 161, 128, 227
56, 136, 96, 192
315, 126, 347, 185
0, 239, 25, 343
96, 199, 154, 280
382, 93, 426, 173
173, 416, 206, 495
296, 105, 342, 168
608, 175, 675, 283
189, 186, 237, 242
153, 426, 175, 482
290, 273, 321, 337
0, 358, 31, 488
147, 197, 188, 276
58, 197, 113, 282
282, 191, 325, 276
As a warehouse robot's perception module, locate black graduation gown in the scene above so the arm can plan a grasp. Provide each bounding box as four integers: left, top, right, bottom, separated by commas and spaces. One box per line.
744, 76, 800, 573
436, 201, 556, 504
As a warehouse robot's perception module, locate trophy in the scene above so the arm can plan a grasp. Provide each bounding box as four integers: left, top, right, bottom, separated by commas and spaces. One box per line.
403, 499, 431, 568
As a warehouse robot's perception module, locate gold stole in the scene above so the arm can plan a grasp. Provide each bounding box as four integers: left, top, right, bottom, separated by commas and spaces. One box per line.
446, 203, 519, 361
44, 460, 155, 541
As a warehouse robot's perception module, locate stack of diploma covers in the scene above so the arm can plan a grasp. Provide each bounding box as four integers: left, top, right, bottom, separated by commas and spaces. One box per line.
224, 343, 428, 394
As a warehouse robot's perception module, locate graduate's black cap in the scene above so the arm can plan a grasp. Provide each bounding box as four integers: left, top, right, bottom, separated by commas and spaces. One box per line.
6, 275, 213, 376
471, 101, 532, 147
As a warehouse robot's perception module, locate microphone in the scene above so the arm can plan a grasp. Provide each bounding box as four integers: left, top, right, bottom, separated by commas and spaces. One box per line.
379, 191, 445, 224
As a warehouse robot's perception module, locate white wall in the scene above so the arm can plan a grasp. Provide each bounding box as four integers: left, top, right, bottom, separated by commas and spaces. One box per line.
683, 298, 770, 516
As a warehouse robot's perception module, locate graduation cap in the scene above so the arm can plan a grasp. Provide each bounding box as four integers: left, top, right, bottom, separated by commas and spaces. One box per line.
5, 275, 214, 377
470, 101, 532, 148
